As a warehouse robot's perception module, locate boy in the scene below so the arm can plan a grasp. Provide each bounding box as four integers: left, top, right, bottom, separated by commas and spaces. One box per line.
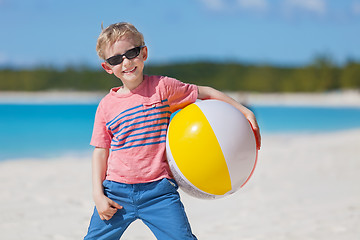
84, 22, 261, 240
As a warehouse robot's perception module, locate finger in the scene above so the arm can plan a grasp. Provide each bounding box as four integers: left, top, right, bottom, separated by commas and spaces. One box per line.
253, 130, 261, 150
109, 199, 123, 210
252, 125, 261, 150
248, 120, 261, 150
103, 206, 119, 221
102, 212, 114, 221
256, 131, 261, 150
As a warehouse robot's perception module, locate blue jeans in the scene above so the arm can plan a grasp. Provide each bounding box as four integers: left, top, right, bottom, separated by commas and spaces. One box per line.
84, 178, 197, 240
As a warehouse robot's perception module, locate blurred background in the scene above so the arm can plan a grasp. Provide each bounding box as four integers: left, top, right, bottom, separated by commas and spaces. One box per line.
1, 0, 360, 160
0, 0, 360, 92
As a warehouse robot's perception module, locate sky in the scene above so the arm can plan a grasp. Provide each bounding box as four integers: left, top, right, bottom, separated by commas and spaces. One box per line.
0, 0, 360, 69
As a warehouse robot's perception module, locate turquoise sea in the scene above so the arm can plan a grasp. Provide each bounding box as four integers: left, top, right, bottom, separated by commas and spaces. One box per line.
1, 103, 360, 161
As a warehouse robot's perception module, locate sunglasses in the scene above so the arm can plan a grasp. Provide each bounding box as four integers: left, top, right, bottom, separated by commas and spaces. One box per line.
106, 46, 145, 66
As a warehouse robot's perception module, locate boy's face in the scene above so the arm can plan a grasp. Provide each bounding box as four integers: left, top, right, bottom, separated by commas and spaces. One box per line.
101, 37, 148, 91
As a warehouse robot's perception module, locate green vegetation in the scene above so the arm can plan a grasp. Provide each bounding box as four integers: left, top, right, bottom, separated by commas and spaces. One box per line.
1, 58, 359, 92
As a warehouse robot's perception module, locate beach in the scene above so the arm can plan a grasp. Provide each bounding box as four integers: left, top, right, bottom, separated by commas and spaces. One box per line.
1, 90, 360, 106
0, 129, 359, 240
1, 91, 360, 239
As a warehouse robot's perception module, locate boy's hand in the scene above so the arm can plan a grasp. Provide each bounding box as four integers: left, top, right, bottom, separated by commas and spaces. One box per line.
94, 194, 123, 221
246, 113, 261, 150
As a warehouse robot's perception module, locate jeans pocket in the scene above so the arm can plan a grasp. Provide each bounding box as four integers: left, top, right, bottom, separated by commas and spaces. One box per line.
166, 178, 179, 190
102, 180, 111, 189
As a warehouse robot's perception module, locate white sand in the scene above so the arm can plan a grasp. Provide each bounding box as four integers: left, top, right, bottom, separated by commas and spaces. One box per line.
228, 90, 360, 107
1, 129, 359, 240
0, 91, 105, 104
1, 90, 360, 107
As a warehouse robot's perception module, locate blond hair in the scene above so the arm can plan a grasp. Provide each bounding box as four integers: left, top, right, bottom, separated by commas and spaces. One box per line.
96, 22, 145, 60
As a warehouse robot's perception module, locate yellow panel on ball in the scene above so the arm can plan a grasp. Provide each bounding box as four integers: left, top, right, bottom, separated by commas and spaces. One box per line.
168, 103, 232, 195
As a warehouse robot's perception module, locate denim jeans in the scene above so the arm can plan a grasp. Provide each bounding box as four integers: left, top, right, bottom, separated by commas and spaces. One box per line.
84, 178, 197, 240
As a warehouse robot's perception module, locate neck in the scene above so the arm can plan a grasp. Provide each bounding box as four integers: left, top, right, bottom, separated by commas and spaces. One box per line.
118, 75, 145, 94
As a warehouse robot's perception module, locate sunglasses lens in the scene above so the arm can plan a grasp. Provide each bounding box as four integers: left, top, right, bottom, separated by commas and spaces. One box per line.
107, 55, 123, 65
125, 47, 141, 59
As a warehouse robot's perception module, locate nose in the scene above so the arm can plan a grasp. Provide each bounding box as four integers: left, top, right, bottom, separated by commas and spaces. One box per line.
122, 56, 131, 67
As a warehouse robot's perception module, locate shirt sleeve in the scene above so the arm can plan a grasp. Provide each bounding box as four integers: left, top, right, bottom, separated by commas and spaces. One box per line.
162, 76, 198, 112
90, 101, 112, 148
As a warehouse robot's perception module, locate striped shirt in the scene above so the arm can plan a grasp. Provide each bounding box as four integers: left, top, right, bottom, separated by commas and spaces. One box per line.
90, 75, 198, 184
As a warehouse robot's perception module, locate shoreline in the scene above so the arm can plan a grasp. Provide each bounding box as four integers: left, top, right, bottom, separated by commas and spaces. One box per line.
0, 90, 360, 107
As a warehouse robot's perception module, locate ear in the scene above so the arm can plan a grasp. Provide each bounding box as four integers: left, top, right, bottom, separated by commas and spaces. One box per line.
101, 62, 114, 74
142, 46, 148, 61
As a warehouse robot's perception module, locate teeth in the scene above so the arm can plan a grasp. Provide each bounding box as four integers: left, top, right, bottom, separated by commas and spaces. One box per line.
124, 67, 135, 73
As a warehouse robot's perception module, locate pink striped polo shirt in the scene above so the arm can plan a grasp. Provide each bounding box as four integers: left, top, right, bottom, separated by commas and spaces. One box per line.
90, 75, 198, 184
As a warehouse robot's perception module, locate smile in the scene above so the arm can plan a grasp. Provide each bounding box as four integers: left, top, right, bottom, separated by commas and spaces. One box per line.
123, 67, 136, 74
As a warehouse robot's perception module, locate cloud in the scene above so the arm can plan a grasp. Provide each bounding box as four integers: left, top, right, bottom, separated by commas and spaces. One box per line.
352, 1, 360, 15
199, 0, 269, 14
199, 0, 327, 16
198, 0, 226, 11
198, 0, 360, 20
237, 0, 268, 12
283, 0, 327, 15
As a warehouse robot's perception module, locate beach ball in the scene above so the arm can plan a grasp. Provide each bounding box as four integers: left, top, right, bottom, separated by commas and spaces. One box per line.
166, 100, 258, 199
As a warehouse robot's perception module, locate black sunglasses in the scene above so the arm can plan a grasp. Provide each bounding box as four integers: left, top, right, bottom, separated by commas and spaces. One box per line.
106, 46, 145, 66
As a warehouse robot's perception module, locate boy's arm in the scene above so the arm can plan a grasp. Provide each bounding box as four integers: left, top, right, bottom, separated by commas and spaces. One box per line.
197, 86, 261, 150
92, 147, 122, 220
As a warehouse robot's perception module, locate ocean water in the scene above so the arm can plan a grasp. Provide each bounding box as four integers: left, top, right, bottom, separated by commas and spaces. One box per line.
1, 104, 360, 161
252, 105, 360, 133
0, 104, 96, 160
